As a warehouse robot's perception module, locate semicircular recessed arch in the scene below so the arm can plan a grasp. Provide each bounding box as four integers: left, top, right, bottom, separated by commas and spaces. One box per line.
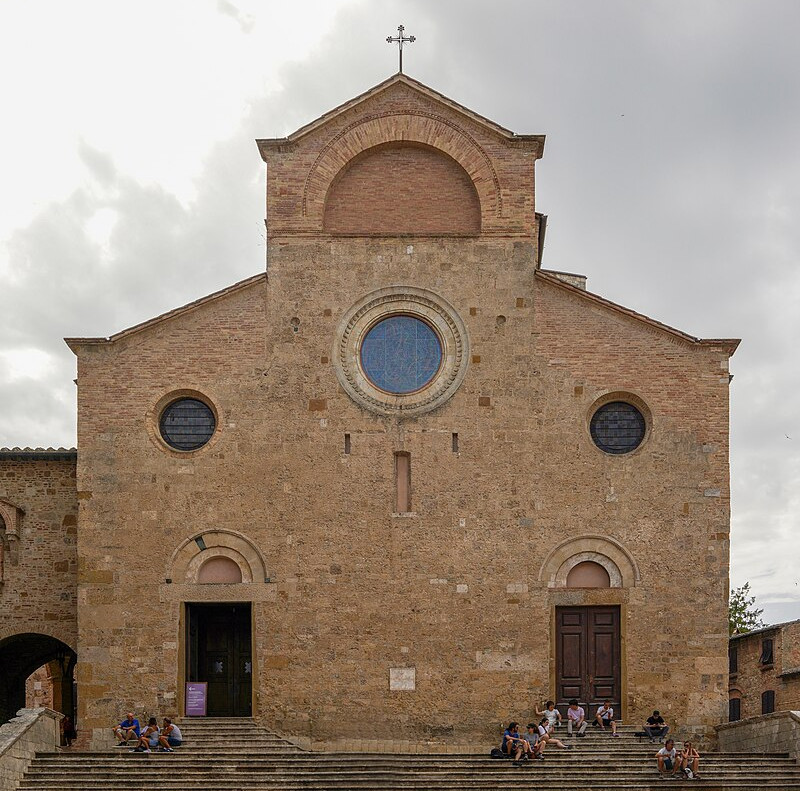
303, 112, 502, 229
538, 535, 640, 589
169, 529, 268, 584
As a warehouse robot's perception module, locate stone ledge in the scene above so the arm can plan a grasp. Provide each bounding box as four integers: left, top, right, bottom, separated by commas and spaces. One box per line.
0, 708, 61, 791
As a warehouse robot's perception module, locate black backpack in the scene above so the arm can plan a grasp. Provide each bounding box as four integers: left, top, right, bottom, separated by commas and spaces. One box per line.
490, 747, 505, 759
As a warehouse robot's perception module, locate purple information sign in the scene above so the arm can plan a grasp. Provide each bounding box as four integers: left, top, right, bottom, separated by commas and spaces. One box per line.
185, 682, 207, 716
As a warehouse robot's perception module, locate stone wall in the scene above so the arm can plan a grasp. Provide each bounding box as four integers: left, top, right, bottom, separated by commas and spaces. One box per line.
717, 710, 800, 759
68, 75, 735, 748
730, 621, 800, 719
0, 708, 61, 791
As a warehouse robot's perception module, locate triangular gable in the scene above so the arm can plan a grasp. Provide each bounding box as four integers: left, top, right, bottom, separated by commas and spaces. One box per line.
65, 272, 266, 351
535, 270, 740, 355
257, 73, 544, 150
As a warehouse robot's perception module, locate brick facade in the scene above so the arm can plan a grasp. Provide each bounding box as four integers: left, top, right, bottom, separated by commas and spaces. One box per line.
730, 621, 800, 720
2, 73, 737, 748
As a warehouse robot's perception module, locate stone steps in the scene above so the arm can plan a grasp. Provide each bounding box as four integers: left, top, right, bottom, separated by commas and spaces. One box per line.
18, 718, 800, 791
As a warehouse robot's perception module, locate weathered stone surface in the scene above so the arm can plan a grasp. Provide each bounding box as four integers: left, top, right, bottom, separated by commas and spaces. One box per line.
0, 74, 736, 749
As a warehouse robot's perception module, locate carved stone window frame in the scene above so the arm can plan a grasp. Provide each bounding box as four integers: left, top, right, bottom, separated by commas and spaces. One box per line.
334, 286, 469, 417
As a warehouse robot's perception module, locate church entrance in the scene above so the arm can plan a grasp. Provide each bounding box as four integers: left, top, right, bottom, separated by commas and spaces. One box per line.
555, 606, 621, 713
186, 603, 252, 717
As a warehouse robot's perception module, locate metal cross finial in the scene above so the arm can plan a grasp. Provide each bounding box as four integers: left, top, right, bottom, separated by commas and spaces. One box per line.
386, 25, 415, 73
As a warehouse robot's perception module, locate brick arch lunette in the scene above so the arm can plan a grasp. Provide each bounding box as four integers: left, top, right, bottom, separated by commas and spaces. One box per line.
302, 111, 503, 224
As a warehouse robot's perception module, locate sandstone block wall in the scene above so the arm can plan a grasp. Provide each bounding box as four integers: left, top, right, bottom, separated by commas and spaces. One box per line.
717, 710, 800, 759
65, 74, 734, 749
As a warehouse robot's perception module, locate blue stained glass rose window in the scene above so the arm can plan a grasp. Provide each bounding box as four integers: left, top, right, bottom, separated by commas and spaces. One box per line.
360, 315, 443, 394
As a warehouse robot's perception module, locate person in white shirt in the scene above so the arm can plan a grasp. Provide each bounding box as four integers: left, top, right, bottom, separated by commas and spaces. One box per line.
595, 701, 619, 736
566, 699, 588, 736
656, 739, 681, 778
537, 718, 572, 749
535, 700, 562, 730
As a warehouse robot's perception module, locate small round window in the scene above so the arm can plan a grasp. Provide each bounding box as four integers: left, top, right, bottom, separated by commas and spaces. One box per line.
159, 398, 216, 451
360, 315, 442, 394
590, 401, 646, 455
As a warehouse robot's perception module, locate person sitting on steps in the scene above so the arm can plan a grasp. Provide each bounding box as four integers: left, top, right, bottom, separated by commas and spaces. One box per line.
112, 712, 140, 747
595, 701, 620, 737
537, 717, 572, 749
501, 722, 528, 764
523, 723, 545, 760
566, 699, 588, 736
644, 710, 669, 743
157, 718, 183, 752
535, 700, 562, 730
656, 738, 681, 779
680, 740, 701, 779
132, 717, 160, 753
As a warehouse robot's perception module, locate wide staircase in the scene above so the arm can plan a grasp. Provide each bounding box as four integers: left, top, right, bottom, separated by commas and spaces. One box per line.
17, 719, 800, 790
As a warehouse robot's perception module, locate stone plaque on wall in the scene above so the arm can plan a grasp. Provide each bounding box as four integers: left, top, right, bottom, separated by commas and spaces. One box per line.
389, 667, 416, 691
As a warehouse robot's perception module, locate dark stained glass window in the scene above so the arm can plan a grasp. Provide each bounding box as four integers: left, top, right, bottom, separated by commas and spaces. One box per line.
159, 398, 216, 451
590, 401, 646, 455
360, 315, 442, 394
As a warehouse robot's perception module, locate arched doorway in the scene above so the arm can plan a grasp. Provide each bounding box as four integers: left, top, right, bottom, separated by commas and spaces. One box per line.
0, 633, 76, 725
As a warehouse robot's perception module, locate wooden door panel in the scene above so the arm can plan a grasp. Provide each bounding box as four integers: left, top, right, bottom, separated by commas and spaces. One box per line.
556, 606, 621, 714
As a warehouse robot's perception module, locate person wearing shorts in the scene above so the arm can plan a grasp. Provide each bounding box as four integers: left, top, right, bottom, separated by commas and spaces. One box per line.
656, 739, 681, 778
157, 718, 182, 752
133, 717, 159, 753
595, 701, 619, 736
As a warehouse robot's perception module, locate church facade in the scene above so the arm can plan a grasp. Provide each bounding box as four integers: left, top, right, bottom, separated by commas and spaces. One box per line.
1, 74, 738, 748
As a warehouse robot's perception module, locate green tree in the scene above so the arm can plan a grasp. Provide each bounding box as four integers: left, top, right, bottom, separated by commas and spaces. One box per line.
729, 582, 765, 635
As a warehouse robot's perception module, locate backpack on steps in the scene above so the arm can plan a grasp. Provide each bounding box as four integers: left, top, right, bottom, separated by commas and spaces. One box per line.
490, 747, 505, 758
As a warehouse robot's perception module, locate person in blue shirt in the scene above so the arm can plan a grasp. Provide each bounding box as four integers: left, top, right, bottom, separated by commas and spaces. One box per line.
112, 712, 141, 746
501, 721, 527, 763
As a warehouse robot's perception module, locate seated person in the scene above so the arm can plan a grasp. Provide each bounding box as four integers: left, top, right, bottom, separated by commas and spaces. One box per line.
538, 717, 572, 749
566, 699, 588, 736
656, 739, 681, 778
680, 741, 701, 779
501, 722, 527, 763
535, 700, 562, 730
595, 701, 619, 736
524, 723, 545, 759
157, 718, 183, 752
644, 710, 669, 743
112, 712, 140, 746
133, 717, 160, 753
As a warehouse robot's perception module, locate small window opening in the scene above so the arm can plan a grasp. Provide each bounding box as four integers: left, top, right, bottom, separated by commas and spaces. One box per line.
760, 638, 774, 666
729, 645, 738, 675
452, 433, 459, 453
729, 697, 741, 722
344, 433, 351, 455
762, 690, 775, 715
395, 452, 411, 513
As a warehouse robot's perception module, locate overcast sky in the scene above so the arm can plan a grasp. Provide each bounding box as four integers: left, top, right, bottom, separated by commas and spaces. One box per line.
1, 0, 798, 623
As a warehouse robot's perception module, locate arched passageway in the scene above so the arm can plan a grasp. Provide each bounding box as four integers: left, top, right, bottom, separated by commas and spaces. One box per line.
0, 633, 76, 725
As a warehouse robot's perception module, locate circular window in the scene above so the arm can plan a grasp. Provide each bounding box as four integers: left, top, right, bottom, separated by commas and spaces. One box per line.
334, 287, 470, 417
360, 315, 442, 394
590, 401, 646, 455
159, 398, 216, 451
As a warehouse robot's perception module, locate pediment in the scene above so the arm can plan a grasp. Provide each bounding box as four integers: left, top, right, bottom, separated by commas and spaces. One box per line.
258, 73, 544, 152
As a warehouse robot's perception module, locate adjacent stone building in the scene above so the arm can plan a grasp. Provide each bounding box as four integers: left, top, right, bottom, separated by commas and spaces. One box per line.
0, 73, 739, 748
729, 621, 800, 722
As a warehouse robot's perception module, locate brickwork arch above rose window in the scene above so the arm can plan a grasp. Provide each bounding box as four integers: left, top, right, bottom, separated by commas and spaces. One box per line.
304, 112, 502, 232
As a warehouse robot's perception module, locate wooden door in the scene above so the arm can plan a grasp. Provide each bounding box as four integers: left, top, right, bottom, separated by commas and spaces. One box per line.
187, 604, 252, 716
556, 606, 621, 711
